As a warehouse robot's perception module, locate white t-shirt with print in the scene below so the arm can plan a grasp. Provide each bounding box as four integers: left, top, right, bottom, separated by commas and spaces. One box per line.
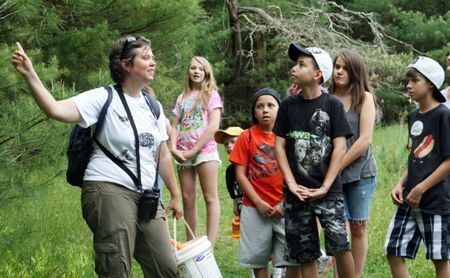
72, 85, 168, 192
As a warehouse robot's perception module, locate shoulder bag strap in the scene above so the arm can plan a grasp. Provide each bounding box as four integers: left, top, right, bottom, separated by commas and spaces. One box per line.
94, 85, 141, 189
114, 85, 143, 193
95, 140, 139, 186
93, 86, 139, 186
94, 86, 162, 193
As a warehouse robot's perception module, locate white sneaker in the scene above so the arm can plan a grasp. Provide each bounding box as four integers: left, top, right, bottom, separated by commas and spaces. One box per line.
272, 267, 285, 278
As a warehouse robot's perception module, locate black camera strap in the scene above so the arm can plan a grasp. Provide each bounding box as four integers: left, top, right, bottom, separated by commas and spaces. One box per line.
116, 85, 143, 193
95, 85, 161, 194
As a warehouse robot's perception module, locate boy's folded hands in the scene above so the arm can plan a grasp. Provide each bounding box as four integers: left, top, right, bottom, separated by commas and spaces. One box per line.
405, 186, 424, 208
391, 183, 404, 205
287, 183, 330, 202
287, 183, 307, 201
302, 187, 329, 201
254, 200, 284, 219
255, 199, 275, 218
270, 204, 284, 219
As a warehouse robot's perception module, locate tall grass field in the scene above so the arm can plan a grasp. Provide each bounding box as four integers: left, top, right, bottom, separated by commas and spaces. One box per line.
0, 124, 435, 277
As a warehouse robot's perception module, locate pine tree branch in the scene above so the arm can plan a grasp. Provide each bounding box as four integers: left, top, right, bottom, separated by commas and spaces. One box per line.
0, 116, 47, 146
0, 10, 18, 20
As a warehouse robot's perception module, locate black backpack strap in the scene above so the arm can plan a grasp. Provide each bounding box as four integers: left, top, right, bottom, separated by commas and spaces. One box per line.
143, 91, 162, 191
142, 92, 160, 119
93, 86, 113, 137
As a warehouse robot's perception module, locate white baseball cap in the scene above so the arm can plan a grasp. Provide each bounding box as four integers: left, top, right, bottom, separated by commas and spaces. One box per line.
288, 44, 333, 83
407, 56, 445, 102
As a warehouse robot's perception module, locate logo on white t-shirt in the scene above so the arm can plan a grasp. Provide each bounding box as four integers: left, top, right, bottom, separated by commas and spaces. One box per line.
410, 120, 423, 136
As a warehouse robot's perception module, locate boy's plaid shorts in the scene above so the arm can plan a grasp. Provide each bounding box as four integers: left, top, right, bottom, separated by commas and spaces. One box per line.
384, 204, 450, 260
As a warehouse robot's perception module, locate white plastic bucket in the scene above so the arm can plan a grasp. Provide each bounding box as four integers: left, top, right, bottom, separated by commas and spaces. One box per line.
173, 218, 222, 278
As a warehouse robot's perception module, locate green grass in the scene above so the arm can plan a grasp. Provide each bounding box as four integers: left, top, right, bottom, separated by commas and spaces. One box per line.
0, 124, 437, 277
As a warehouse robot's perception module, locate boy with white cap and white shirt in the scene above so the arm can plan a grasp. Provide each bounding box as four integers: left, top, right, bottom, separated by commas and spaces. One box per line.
274, 44, 355, 277
384, 56, 450, 278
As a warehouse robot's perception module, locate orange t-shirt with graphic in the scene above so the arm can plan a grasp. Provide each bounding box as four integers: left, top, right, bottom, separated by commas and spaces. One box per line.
229, 125, 283, 207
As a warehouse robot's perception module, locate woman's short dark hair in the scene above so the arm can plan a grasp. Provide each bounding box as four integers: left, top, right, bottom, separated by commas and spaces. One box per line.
109, 36, 151, 84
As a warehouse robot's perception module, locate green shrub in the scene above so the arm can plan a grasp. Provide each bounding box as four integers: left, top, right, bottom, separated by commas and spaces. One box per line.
376, 87, 415, 124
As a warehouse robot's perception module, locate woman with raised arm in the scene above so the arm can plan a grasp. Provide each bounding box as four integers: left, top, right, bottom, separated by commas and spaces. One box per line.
12, 36, 182, 277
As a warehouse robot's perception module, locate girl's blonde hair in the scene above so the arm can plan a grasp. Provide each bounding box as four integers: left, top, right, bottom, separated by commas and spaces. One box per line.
182, 56, 218, 109
329, 50, 376, 114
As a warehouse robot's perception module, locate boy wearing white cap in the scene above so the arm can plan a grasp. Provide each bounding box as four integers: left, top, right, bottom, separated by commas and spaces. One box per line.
384, 56, 450, 277
274, 44, 355, 277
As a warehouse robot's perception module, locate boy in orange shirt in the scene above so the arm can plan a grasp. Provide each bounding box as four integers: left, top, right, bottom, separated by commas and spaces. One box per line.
230, 88, 300, 278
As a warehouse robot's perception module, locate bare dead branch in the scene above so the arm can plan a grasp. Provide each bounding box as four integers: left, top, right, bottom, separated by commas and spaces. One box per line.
238, 6, 292, 35
219, 0, 421, 91
0, 10, 18, 20
325, 1, 426, 55
219, 0, 243, 86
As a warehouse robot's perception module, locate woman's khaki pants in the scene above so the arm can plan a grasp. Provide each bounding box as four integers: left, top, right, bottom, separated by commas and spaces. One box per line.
81, 181, 177, 278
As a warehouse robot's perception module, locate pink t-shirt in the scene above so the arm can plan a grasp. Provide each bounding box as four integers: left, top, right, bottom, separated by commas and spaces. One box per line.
172, 90, 223, 154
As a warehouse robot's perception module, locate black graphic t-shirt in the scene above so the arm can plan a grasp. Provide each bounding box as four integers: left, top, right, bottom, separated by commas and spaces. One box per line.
273, 92, 352, 195
405, 104, 450, 215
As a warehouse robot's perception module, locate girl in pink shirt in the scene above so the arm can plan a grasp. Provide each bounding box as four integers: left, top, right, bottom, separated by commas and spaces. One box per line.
171, 56, 223, 246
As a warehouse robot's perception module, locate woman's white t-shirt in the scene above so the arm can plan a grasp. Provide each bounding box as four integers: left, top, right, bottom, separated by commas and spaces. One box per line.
72, 85, 168, 192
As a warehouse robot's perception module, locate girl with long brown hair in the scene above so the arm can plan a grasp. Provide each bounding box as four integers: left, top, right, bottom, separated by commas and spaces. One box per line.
329, 49, 377, 278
